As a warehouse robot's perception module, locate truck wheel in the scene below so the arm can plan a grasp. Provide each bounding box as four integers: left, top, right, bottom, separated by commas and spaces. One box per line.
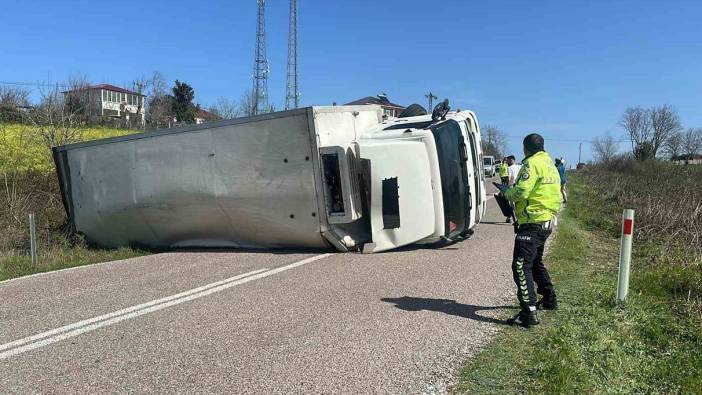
398, 104, 427, 118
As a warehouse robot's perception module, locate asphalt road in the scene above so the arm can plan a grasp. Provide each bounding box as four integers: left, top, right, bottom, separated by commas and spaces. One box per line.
0, 184, 518, 394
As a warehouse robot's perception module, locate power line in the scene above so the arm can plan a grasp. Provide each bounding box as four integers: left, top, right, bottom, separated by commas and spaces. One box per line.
503, 134, 629, 144
0, 80, 70, 88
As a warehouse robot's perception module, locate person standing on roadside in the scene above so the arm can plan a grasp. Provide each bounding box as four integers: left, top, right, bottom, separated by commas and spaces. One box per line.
555, 158, 567, 203
499, 157, 512, 223
499, 157, 509, 185
500, 133, 561, 328
507, 155, 520, 187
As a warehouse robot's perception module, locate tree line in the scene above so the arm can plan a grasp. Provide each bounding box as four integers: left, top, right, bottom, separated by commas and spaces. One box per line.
593, 105, 702, 163
0, 71, 266, 131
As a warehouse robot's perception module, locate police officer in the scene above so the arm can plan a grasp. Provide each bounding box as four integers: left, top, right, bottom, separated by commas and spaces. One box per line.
498, 157, 509, 185
501, 133, 561, 327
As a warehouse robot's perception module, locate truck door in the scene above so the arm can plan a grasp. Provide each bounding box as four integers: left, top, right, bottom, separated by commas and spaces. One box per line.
356, 140, 436, 253
459, 123, 477, 228
464, 120, 483, 224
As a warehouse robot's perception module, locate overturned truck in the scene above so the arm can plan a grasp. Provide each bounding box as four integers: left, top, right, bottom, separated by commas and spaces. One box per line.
53, 103, 486, 253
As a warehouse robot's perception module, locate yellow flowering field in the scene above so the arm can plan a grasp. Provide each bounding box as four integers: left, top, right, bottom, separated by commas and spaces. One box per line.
0, 123, 139, 174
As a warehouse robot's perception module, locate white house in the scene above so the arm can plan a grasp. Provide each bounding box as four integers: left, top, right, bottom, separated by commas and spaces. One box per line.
671, 154, 702, 165
62, 84, 145, 125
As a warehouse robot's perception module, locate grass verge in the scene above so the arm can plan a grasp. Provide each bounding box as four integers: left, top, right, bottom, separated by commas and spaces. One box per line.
452, 175, 702, 394
0, 245, 145, 282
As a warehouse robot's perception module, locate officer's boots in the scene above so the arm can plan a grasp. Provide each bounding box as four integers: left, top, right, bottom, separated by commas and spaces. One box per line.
506, 309, 539, 328
536, 293, 558, 310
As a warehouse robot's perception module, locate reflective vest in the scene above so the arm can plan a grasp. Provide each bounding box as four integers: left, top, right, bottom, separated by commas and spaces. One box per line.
498, 162, 509, 177
504, 151, 561, 224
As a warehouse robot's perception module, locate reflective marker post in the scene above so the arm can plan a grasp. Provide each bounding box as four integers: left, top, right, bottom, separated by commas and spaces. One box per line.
29, 213, 38, 266
616, 209, 635, 303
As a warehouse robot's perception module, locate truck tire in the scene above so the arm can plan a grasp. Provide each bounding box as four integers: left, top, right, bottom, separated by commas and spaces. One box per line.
398, 104, 427, 118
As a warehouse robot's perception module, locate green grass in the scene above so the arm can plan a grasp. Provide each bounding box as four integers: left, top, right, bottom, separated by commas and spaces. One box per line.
452, 175, 702, 394
0, 245, 145, 282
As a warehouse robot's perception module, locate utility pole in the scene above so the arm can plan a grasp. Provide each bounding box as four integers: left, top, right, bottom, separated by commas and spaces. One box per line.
285, 0, 299, 110
425, 91, 437, 111
253, 0, 269, 115
578, 142, 582, 164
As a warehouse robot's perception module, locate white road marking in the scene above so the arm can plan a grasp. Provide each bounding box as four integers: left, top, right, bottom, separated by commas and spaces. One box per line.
0, 253, 333, 360
0, 268, 268, 353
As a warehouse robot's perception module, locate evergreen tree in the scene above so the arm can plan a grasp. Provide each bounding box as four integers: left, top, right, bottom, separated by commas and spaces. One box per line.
172, 80, 196, 124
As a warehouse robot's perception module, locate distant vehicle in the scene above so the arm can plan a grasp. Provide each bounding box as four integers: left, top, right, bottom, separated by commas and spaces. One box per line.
53, 102, 487, 253
576, 162, 586, 169
483, 155, 496, 177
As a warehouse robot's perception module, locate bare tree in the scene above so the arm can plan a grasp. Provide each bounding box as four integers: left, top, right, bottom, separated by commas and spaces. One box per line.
145, 71, 173, 128
62, 76, 93, 124
149, 71, 168, 98
682, 127, 702, 159
0, 86, 31, 122
662, 131, 683, 159
481, 124, 508, 158
619, 106, 651, 157
591, 134, 618, 163
130, 76, 149, 129
26, 81, 86, 149
619, 105, 682, 159
649, 104, 682, 158
239, 89, 257, 117
209, 98, 240, 119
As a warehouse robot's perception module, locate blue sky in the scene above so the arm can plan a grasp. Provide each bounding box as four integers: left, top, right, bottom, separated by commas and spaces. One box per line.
2, 0, 701, 163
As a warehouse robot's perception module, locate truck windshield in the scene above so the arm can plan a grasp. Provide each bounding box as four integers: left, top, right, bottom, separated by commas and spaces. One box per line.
431, 121, 469, 238
483, 157, 493, 166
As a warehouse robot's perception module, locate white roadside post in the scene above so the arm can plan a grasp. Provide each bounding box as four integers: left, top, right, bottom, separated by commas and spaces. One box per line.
29, 213, 38, 266
616, 209, 635, 303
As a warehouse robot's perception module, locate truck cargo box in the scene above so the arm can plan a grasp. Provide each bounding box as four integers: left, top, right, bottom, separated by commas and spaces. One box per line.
53, 106, 380, 250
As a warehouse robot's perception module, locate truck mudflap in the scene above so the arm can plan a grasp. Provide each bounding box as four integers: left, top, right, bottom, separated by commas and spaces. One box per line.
357, 140, 436, 253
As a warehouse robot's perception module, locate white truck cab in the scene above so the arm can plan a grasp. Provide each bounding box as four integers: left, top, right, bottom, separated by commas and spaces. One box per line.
53, 101, 486, 253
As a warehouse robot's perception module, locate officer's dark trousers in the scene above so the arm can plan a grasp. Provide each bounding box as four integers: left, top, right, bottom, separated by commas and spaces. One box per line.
512, 223, 554, 310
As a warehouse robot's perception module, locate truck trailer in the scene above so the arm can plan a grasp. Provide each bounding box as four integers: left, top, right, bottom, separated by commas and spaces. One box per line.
53, 103, 486, 253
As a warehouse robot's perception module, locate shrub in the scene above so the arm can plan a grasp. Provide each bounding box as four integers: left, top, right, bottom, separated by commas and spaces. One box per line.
578, 158, 702, 257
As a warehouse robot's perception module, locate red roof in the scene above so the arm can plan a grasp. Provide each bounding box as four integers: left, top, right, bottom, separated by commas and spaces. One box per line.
196, 108, 220, 120
63, 83, 145, 96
